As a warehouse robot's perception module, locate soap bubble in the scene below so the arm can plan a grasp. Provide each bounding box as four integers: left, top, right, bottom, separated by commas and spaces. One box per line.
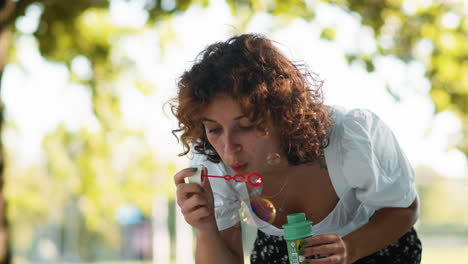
196, 165, 281, 229
249, 197, 277, 224
229, 174, 279, 227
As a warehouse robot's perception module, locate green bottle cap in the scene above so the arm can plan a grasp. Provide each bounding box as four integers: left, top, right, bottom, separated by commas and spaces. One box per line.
282, 212, 314, 241
287, 212, 306, 224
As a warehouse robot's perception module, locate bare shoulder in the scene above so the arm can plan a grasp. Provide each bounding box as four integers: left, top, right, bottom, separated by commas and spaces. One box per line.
219, 222, 244, 261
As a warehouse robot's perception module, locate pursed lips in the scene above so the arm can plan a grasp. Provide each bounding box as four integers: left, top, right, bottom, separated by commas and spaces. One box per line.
230, 163, 247, 172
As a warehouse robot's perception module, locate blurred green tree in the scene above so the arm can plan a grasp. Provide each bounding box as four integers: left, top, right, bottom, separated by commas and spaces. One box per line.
415, 165, 468, 233
0, 0, 467, 263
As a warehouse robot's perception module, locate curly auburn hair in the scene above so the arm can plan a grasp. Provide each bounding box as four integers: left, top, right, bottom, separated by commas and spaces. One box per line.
170, 33, 333, 165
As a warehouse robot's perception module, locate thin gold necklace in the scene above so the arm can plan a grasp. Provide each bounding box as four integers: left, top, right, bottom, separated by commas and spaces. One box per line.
262, 175, 289, 199
276, 191, 288, 212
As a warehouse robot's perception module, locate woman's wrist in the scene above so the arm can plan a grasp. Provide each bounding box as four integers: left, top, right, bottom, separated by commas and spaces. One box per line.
342, 236, 359, 263
196, 227, 221, 241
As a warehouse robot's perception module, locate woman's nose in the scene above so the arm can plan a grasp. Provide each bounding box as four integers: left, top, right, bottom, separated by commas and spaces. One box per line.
223, 134, 242, 154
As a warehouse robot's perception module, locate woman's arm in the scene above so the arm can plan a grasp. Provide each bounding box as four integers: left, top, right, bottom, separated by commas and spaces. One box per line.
299, 197, 419, 264
174, 167, 244, 264
195, 223, 244, 264
343, 197, 419, 262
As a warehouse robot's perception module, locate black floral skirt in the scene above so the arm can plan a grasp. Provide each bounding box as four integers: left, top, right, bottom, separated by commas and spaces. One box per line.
250, 227, 422, 264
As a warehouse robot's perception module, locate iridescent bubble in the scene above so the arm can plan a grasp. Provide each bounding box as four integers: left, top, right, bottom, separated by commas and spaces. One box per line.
250, 197, 277, 224
266, 152, 281, 166
230, 178, 277, 226
207, 168, 277, 227
249, 186, 263, 197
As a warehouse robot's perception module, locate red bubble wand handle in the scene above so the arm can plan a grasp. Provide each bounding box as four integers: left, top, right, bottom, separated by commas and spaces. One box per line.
201, 169, 263, 187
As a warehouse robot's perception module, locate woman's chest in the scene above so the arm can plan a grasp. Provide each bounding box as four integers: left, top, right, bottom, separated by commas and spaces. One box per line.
268, 165, 339, 228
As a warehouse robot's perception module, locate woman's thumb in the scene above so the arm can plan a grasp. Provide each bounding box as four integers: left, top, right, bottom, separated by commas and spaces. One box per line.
202, 175, 214, 203
202, 175, 212, 192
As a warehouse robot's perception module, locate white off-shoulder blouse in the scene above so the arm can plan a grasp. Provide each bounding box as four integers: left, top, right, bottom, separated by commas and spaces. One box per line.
189, 106, 418, 237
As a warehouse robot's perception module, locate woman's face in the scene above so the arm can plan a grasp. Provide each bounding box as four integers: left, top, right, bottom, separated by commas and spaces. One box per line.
201, 95, 288, 176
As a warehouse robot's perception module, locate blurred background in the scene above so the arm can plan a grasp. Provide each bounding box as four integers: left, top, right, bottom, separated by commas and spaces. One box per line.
0, 0, 467, 263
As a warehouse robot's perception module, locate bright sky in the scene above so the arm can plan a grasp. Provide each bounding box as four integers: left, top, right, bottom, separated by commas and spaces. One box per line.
3, 0, 467, 178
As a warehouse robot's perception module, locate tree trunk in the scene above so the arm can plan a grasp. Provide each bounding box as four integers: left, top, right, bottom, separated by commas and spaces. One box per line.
0, 71, 11, 264
0, 0, 14, 263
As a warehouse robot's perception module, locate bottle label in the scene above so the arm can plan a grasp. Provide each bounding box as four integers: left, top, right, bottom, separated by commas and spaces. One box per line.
286, 239, 306, 264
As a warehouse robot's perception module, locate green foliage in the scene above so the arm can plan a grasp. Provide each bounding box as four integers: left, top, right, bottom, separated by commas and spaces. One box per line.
30, 124, 160, 256
320, 27, 336, 41
324, 0, 468, 154
13, 0, 108, 62
225, 0, 468, 154
5, 165, 63, 252
416, 166, 468, 228
40, 120, 161, 244
418, 178, 468, 226
11, 0, 468, 153
8, 2, 170, 254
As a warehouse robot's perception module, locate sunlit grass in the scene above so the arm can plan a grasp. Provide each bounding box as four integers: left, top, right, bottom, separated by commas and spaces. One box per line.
422, 247, 468, 264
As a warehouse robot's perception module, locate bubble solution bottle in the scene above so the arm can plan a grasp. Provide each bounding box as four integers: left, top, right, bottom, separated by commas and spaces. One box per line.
282, 212, 314, 264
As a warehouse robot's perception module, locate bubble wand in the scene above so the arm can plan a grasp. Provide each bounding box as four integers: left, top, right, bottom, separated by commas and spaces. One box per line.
188, 166, 278, 224
188, 166, 263, 187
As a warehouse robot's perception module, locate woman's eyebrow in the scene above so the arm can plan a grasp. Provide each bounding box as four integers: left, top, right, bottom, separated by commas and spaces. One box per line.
234, 115, 247, 120
201, 115, 246, 123
201, 117, 216, 123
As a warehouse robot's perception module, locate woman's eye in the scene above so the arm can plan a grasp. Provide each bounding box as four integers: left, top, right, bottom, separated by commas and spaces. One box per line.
208, 128, 221, 134
239, 125, 255, 131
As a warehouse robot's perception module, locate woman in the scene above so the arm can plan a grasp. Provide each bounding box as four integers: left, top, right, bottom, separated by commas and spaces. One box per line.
171, 33, 422, 263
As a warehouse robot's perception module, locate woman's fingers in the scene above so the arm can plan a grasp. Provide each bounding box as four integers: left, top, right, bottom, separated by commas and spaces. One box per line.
180, 193, 208, 214
176, 182, 204, 204
302, 243, 344, 257
173, 168, 217, 230
300, 234, 347, 263
309, 254, 344, 264
177, 182, 204, 196
174, 167, 197, 186
177, 185, 211, 226
303, 234, 341, 247
184, 205, 211, 224
302, 243, 343, 256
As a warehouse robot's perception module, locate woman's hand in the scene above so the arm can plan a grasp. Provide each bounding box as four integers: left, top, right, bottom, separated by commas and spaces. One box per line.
300, 234, 350, 264
174, 167, 217, 232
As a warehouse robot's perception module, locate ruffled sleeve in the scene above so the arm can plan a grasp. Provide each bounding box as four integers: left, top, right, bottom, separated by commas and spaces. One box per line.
189, 152, 241, 230
340, 109, 417, 210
